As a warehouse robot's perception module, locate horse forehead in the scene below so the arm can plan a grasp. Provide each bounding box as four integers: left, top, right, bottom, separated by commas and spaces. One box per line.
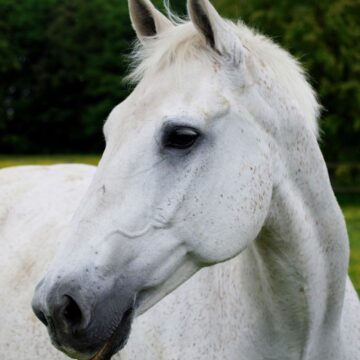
106, 60, 231, 135
113, 82, 229, 128
132, 60, 224, 106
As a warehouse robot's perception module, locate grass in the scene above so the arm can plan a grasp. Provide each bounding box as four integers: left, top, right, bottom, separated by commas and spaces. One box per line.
0, 155, 359, 294
337, 194, 360, 295
0, 154, 100, 167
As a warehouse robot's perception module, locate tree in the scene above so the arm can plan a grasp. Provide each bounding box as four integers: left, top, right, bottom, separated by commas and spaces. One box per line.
214, 0, 360, 161
0, 0, 134, 153
0, 0, 359, 161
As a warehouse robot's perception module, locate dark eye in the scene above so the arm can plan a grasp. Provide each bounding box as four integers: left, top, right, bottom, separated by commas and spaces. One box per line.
162, 126, 200, 150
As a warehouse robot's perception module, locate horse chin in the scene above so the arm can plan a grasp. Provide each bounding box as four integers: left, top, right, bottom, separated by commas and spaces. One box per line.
90, 305, 135, 360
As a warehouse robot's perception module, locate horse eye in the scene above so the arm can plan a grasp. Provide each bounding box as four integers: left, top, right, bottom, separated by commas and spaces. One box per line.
162, 126, 200, 150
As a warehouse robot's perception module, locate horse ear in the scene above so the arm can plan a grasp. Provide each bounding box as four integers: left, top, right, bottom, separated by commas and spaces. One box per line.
128, 0, 173, 41
187, 0, 242, 62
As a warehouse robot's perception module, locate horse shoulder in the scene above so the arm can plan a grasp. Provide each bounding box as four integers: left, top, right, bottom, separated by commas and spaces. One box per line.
341, 277, 360, 359
120, 253, 256, 360
0, 164, 95, 360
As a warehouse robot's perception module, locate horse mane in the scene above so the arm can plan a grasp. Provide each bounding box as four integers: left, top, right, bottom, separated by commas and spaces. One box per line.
127, 12, 320, 137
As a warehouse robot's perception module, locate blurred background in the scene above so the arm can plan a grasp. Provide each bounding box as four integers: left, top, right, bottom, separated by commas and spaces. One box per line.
0, 0, 359, 292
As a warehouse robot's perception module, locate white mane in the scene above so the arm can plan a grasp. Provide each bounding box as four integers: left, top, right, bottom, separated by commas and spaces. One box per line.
128, 16, 320, 137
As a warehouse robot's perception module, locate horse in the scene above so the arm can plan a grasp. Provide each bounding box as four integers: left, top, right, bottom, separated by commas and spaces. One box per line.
1, 0, 359, 359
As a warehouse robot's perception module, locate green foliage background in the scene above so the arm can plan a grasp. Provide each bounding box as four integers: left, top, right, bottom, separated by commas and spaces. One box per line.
0, 0, 359, 161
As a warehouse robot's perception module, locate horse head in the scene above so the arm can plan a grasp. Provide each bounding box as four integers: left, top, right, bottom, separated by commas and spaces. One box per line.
32, 0, 319, 358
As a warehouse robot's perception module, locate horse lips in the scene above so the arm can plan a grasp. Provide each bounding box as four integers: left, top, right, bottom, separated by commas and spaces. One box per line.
90, 306, 135, 360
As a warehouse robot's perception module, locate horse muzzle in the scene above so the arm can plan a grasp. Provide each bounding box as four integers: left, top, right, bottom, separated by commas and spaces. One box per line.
31, 276, 136, 360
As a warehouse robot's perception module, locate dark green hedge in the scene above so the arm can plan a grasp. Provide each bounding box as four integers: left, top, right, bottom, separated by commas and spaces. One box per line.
0, 0, 359, 161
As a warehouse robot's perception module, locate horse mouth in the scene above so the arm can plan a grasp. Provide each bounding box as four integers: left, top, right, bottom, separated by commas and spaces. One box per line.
90, 306, 135, 360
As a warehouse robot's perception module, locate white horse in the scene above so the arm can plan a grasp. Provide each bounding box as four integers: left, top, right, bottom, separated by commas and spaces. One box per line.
1, 0, 359, 359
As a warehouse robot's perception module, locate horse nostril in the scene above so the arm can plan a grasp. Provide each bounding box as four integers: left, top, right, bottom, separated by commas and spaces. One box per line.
34, 308, 49, 327
39, 311, 49, 326
32, 295, 49, 327
62, 295, 83, 328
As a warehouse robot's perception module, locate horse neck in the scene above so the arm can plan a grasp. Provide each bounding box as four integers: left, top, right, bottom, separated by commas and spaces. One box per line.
247, 125, 349, 358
